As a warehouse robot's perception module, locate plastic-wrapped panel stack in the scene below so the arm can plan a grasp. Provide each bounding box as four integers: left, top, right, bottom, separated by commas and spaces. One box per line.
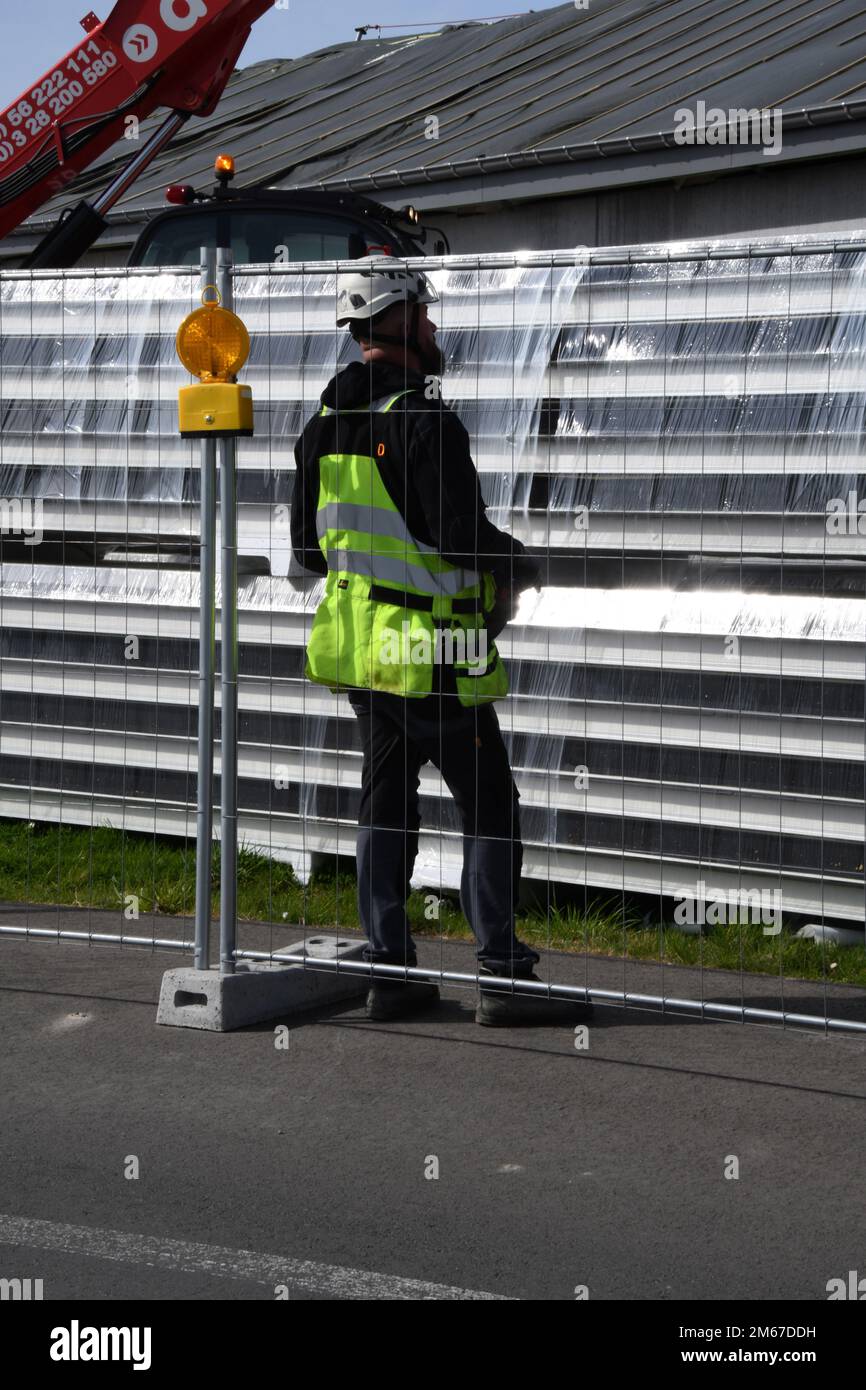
0, 238, 863, 924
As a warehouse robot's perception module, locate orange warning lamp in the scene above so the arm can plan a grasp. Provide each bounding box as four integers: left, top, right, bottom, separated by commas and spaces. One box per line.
176, 301, 250, 383
176, 289, 253, 439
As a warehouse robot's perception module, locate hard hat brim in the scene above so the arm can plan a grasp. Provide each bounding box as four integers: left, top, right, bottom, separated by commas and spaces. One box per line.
336, 283, 439, 326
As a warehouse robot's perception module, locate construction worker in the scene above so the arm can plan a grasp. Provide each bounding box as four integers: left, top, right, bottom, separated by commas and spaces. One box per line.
291, 255, 593, 1028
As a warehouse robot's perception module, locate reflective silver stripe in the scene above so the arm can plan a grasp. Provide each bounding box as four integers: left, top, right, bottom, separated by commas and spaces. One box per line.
316, 501, 440, 555
319, 392, 409, 417
316, 389, 479, 596
327, 547, 479, 595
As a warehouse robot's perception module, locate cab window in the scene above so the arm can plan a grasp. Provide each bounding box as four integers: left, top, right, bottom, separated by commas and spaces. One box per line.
136, 209, 385, 267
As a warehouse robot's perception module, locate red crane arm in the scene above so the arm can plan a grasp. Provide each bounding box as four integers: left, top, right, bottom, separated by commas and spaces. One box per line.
0, 0, 272, 241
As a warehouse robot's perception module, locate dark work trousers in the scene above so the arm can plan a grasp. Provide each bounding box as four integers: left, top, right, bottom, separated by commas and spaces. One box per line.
346, 666, 540, 979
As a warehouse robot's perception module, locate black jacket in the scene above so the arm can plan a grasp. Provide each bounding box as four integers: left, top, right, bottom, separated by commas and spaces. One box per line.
291, 361, 541, 593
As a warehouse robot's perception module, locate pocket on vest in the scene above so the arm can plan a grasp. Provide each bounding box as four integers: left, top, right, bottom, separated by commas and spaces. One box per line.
455, 643, 510, 705
305, 581, 372, 689
372, 601, 434, 697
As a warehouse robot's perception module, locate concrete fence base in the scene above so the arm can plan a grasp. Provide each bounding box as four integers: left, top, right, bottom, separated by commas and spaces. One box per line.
156, 935, 369, 1031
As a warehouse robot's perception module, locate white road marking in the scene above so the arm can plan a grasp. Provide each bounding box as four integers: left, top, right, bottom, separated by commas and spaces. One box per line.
0, 1214, 514, 1301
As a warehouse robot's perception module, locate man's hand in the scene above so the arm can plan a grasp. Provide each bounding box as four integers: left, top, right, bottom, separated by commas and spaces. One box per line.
485, 586, 519, 641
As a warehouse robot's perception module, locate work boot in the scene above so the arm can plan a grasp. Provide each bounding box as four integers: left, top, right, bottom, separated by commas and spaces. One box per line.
475, 967, 594, 1028
365, 976, 440, 1021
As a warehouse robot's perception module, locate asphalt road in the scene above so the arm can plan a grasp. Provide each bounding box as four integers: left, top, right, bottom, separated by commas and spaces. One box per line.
2, 909, 866, 1301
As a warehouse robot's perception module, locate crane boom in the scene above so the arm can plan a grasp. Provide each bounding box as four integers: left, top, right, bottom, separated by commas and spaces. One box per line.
0, 0, 272, 244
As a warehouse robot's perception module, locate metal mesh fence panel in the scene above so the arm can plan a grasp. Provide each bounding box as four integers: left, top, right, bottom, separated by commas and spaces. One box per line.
1, 238, 864, 1031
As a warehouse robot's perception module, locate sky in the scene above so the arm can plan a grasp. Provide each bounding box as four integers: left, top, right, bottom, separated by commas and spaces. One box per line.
0, 1, 562, 111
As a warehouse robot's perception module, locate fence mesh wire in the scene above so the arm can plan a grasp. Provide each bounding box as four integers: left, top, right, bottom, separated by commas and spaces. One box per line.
1, 238, 864, 1029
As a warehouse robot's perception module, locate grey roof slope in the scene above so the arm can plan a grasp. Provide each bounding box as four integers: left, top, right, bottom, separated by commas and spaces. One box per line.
20, 0, 866, 226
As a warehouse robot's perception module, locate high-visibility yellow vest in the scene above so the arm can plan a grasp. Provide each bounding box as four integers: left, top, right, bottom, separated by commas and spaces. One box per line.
304, 389, 509, 706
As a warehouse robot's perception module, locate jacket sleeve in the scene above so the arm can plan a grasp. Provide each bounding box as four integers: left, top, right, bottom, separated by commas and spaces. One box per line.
291, 425, 327, 576
409, 405, 541, 592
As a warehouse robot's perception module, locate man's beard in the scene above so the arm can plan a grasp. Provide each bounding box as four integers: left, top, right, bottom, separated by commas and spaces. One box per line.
418, 339, 445, 375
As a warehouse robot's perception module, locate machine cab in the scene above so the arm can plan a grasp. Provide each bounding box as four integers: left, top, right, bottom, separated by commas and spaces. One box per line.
128, 160, 430, 268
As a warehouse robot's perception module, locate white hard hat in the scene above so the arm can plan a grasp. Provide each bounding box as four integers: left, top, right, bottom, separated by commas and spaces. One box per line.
336, 254, 438, 326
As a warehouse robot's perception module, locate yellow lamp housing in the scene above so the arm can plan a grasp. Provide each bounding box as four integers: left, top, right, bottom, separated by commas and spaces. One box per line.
176, 299, 254, 438
178, 381, 253, 438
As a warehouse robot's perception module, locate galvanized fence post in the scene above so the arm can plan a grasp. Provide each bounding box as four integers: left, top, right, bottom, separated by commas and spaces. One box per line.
194, 246, 218, 972
217, 247, 239, 975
